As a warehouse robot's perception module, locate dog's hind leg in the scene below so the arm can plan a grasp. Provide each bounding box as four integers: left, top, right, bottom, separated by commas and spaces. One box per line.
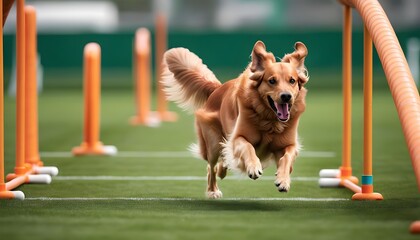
204, 141, 223, 198
195, 111, 223, 199
206, 162, 222, 199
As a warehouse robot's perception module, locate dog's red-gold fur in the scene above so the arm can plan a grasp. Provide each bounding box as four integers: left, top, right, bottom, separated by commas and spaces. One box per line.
162, 41, 309, 198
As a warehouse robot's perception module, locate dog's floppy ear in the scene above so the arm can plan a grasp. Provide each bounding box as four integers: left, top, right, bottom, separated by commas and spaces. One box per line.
282, 42, 309, 89
250, 41, 275, 73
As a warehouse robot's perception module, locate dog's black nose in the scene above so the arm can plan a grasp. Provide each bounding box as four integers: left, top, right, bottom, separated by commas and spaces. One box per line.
280, 93, 292, 103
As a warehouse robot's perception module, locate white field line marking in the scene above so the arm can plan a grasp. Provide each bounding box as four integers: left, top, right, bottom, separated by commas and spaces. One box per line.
53, 176, 318, 181
40, 150, 335, 158
25, 197, 348, 202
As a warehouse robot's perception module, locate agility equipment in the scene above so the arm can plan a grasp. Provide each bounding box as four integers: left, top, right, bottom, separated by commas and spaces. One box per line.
130, 14, 178, 126
320, 21, 383, 200
318, 0, 420, 232
411, 221, 420, 234
22, 5, 57, 176
351, 25, 383, 200
130, 28, 160, 127
319, 5, 360, 192
0, 1, 58, 200
319, 3, 376, 199
72, 43, 117, 156
25, 6, 40, 166
154, 13, 177, 122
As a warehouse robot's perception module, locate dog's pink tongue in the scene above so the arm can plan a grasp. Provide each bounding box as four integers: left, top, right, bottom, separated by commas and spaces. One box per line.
275, 102, 289, 120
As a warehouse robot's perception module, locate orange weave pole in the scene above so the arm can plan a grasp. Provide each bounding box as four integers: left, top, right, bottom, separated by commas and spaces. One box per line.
338, 5, 358, 185
24, 5, 41, 166
86, 43, 100, 148
130, 28, 155, 126
341, 5, 353, 179
72, 43, 117, 156
74, 43, 102, 154
363, 24, 373, 177
13, 0, 26, 176
0, 0, 25, 199
352, 24, 383, 201
155, 13, 177, 122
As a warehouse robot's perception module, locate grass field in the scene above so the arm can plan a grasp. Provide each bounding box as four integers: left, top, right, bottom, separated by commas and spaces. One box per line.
0, 78, 419, 239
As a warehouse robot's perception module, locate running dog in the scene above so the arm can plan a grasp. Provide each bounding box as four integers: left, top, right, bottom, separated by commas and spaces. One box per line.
162, 41, 309, 199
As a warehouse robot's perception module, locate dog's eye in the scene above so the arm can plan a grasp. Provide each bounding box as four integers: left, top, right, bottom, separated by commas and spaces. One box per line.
289, 78, 296, 84
268, 78, 277, 85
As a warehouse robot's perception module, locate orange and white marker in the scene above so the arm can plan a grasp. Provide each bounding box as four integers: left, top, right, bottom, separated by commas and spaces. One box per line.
72, 43, 117, 156
155, 13, 177, 122
130, 28, 160, 127
0, 0, 21, 199
352, 24, 383, 200
23, 6, 58, 176
319, 5, 359, 191
1, 2, 53, 200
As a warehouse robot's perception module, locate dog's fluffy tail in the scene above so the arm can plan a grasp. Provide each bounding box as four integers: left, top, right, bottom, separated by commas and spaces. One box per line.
162, 48, 222, 112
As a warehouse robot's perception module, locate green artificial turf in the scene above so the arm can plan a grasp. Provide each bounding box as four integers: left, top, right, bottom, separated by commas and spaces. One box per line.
0, 85, 419, 240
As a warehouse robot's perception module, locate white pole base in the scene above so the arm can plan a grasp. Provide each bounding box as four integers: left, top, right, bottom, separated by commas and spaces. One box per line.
319, 169, 340, 178
13, 191, 25, 200
319, 178, 341, 187
28, 174, 52, 184
146, 116, 161, 128
33, 166, 59, 176
103, 145, 118, 156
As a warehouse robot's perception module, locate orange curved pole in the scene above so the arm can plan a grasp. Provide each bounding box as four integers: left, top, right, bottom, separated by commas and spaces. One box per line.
346, 0, 420, 190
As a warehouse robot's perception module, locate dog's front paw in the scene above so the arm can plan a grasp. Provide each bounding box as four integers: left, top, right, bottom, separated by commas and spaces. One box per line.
206, 190, 223, 199
247, 162, 263, 180
274, 176, 290, 192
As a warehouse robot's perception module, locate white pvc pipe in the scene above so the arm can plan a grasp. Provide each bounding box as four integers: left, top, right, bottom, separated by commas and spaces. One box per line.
28, 174, 52, 184
319, 169, 340, 178
319, 178, 341, 187
33, 166, 59, 176
103, 145, 118, 156
13, 191, 25, 200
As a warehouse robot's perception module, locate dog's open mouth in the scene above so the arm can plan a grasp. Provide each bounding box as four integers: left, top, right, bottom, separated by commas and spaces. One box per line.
268, 96, 291, 122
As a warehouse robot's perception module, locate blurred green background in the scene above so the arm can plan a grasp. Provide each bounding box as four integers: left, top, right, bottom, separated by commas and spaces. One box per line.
3, 0, 420, 90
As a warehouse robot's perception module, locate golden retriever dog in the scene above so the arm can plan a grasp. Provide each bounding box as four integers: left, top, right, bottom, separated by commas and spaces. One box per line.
162, 41, 308, 199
